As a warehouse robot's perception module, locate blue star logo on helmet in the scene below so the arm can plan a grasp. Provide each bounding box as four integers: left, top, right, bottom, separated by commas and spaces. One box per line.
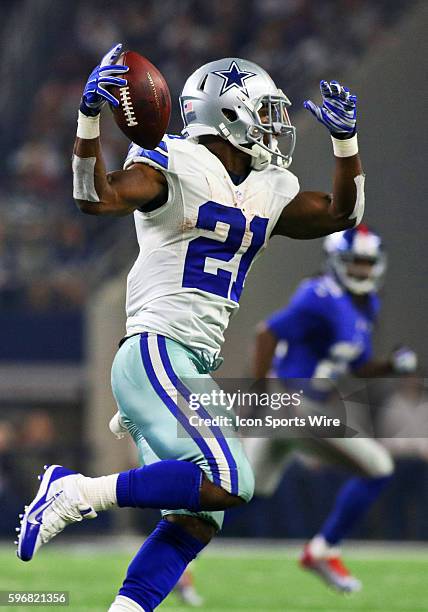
211, 61, 257, 97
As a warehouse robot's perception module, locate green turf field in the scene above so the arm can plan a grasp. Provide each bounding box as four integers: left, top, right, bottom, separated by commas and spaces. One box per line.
1, 544, 427, 611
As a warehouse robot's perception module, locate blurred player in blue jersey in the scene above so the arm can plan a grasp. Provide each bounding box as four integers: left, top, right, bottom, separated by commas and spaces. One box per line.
250, 225, 418, 592
18, 42, 369, 611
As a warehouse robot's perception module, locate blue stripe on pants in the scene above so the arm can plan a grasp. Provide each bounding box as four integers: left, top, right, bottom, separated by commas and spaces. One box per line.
139, 333, 222, 488
157, 335, 239, 496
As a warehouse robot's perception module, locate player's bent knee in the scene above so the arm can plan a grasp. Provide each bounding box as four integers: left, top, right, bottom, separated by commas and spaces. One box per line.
202, 464, 254, 508
165, 514, 215, 544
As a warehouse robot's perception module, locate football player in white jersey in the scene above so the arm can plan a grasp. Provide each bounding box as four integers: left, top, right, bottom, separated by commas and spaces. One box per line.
17, 43, 366, 611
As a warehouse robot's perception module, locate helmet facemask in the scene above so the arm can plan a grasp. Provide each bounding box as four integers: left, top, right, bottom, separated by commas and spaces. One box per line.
330, 252, 387, 295
324, 226, 387, 295
232, 92, 296, 168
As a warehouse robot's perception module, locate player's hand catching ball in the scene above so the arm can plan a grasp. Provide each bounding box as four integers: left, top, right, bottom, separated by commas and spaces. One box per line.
80, 43, 129, 117
304, 80, 357, 139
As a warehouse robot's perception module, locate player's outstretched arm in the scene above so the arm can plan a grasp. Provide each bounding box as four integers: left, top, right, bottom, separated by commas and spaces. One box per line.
273, 80, 363, 239
72, 44, 167, 216
355, 346, 418, 377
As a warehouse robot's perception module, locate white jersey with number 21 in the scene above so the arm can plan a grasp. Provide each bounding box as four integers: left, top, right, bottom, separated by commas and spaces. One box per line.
123, 135, 299, 361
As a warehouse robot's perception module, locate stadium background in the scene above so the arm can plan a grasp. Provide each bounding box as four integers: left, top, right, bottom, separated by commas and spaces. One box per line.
0, 1, 427, 609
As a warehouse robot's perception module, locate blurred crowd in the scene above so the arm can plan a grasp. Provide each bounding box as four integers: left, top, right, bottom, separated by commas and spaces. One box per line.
0, 0, 408, 311
0, 405, 87, 535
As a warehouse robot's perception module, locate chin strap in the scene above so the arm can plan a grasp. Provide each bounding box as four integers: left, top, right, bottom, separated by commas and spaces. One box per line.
193, 123, 273, 172
250, 143, 271, 171
217, 120, 271, 171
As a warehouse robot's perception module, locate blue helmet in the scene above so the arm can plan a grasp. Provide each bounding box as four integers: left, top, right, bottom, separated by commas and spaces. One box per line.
323, 225, 386, 294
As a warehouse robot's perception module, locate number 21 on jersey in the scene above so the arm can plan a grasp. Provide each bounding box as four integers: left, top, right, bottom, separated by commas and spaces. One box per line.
182, 201, 268, 302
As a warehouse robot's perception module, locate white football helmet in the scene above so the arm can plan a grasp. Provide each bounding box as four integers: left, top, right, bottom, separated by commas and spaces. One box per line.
179, 58, 296, 170
324, 225, 387, 295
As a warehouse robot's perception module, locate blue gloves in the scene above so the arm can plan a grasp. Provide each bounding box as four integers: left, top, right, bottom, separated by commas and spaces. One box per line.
304, 80, 357, 139
80, 43, 129, 117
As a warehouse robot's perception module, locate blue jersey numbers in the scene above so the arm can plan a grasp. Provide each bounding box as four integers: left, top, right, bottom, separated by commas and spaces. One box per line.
182, 201, 268, 301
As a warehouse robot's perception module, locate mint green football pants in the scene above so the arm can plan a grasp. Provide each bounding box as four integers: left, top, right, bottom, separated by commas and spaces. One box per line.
111, 332, 254, 530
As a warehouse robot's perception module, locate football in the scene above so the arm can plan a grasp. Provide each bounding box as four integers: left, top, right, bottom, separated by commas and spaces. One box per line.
109, 51, 171, 149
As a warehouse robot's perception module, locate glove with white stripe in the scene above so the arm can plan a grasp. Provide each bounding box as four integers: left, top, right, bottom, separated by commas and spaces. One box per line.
304, 80, 357, 139
80, 43, 129, 117
390, 346, 418, 374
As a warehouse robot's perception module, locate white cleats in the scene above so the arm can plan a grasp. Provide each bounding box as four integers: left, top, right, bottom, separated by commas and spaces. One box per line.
16, 464, 97, 561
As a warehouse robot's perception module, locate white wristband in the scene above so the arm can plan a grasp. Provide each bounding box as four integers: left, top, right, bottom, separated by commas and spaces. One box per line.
77, 111, 100, 139
331, 133, 358, 158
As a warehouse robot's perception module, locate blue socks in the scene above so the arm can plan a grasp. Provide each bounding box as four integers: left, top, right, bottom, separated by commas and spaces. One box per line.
115, 462, 207, 609
119, 520, 206, 611
116, 460, 202, 512
321, 475, 392, 545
